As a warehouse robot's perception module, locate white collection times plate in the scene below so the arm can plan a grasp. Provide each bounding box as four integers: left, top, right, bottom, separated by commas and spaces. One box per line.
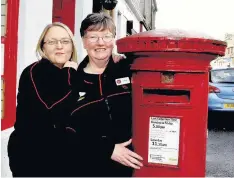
148, 117, 180, 166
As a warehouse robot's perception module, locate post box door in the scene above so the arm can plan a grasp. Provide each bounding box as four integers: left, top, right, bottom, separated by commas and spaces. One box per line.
132, 71, 208, 176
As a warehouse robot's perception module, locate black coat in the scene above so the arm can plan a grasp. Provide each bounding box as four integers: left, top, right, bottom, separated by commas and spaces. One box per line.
7, 58, 76, 177
66, 56, 133, 177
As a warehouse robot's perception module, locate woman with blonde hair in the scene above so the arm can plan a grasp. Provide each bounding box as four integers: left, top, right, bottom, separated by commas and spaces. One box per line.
7, 22, 78, 177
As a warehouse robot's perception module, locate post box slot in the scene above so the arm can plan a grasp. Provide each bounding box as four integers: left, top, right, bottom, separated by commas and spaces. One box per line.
143, 89, 190, 103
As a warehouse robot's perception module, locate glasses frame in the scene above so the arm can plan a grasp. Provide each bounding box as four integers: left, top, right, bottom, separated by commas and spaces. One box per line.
84, 34, 114, 43
43, 39, 72, 46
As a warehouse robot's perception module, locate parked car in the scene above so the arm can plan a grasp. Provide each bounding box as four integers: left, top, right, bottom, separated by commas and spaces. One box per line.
208, 68, 234, 112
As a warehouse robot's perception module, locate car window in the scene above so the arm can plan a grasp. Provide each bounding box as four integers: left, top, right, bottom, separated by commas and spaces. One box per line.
211, 69, 234, 83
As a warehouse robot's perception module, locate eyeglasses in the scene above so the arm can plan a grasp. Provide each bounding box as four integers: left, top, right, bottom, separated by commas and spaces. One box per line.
44, 39, 72, 45
85, 35, 114, 43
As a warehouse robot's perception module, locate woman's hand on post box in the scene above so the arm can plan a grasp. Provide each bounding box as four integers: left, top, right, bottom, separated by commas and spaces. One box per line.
111, 139, 143, 169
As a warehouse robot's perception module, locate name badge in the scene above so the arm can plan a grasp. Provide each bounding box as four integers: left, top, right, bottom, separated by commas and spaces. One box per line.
115, 77, 130, 86
79, 92, 86, 97
77, 92, 86, 101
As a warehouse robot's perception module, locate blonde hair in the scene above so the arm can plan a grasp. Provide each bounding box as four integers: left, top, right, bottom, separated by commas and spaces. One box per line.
36, 22, 78, 62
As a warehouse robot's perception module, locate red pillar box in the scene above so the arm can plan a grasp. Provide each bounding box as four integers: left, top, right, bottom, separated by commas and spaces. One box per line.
116, 29, 226, 177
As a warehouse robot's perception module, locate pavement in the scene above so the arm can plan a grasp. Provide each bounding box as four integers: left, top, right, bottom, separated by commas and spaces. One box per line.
206, 129, 234, 177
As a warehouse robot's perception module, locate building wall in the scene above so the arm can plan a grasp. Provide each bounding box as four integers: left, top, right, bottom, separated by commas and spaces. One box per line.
225, 33, 234, 58
138, 0, 157, 30
224, 33, 234, 67
74, 0, 93, 63
211, 33, 234, 68
17, 0, 93, 69
17, 0, 53, 83
115, 0, 140, 39
144, 0, 152, 29
151, 0, 157, 29
210, 57, 233, 68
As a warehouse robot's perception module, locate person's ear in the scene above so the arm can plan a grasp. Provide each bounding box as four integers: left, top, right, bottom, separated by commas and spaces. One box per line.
42, 47, 46, 55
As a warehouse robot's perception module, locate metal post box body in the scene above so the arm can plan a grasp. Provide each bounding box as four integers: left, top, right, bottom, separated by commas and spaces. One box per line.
116, 29, 226, 177
131, 54, 210, 177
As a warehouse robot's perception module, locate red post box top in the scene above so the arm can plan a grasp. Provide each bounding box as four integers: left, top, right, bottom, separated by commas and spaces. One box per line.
117, 29, 227, 56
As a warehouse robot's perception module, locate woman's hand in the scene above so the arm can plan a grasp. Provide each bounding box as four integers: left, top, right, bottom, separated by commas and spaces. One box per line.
111, 139, 143, 169
112, 53, 126, 63
63, 61, 78, 70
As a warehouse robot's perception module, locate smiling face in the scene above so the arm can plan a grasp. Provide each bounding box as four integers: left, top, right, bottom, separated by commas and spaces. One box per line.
82, 29, 114, 63
43, 26, 73, 68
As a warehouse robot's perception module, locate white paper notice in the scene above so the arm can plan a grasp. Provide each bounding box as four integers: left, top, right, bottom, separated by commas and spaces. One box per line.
148, 117, 180, 166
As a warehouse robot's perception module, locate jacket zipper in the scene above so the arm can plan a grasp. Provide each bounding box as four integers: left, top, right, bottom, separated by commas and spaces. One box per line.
100, 74, 112, 120
105, 98, 112, 120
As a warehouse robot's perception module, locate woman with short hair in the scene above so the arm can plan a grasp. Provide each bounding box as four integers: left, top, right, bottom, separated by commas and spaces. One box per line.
66, 13, 143, 177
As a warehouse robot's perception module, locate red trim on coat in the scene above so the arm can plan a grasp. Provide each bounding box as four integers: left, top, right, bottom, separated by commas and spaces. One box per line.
71, 98, 104, 115
71, 92, 131, 115
68, 68, 71, 86
66, 127, 76, 133
99, 75, 103, 96
84, 80, 93, 84
30, 62, 72, 109
107, 91, 130, 98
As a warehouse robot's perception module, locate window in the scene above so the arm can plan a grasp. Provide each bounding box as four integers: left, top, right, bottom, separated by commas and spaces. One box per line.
211, 69, 234, 83
231, 47, 234, 55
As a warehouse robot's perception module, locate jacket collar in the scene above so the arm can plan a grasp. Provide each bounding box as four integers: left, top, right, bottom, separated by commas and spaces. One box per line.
40, 58, 63, 72
78, 55, 115, 75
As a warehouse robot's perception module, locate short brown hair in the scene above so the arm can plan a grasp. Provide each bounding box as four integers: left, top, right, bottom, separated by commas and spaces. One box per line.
36, 22, 78, 62
80, 13, 116, 37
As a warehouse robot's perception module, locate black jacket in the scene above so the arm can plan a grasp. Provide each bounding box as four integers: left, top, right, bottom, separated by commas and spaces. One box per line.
66, 56, 133, 177
7, 58, 76, 177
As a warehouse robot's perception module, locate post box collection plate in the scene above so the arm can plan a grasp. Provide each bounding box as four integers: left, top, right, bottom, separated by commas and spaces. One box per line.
148, 117, 180, 166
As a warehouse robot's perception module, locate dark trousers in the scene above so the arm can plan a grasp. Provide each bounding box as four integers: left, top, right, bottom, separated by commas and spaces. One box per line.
8, 132, 67, 177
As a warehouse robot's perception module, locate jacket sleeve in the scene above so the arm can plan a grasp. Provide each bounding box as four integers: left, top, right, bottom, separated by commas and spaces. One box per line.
61, 67, 77, 87
118, 56, 133, 78
99, 137, 115, 161
14, 68, 34, 134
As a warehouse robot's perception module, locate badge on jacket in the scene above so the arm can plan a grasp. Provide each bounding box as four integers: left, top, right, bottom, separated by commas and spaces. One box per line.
78, 92, 86, 101
115, 77, 130, 86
